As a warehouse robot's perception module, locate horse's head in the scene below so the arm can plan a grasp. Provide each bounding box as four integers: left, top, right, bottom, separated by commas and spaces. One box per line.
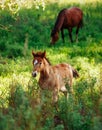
50, 29, 59, 45
32, 51, 46, 77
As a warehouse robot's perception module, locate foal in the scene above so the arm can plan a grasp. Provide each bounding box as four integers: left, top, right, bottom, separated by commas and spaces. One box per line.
50, 7, 83, 45
32, 51, 79, 103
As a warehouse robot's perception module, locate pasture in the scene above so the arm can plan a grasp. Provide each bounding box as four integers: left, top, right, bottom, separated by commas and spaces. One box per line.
0, 0, 102, 130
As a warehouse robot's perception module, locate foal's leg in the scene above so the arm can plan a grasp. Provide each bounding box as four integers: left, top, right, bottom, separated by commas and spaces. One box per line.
65, 77, 73, 94
68, 28, 73, 43
53, 88, 59, 103
61, 29, 65, 43
60, 86, 68, 99
68, 78, 74, 94
52, 88, 59, 111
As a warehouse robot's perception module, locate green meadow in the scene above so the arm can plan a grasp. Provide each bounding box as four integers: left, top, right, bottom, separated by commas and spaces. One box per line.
0, 0, 102, 130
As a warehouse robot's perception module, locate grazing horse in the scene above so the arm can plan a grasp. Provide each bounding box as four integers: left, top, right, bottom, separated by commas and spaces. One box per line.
50, 7, 83, 45
32, 51, 79, 103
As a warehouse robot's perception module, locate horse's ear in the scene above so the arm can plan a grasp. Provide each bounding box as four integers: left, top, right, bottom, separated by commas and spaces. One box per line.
42, 50, 46, 58
32, 50, 35, 57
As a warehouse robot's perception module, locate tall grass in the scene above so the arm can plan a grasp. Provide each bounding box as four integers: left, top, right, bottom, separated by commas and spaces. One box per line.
0, 0, 102, 129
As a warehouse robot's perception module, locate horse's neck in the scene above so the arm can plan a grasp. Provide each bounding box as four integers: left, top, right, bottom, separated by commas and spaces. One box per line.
40, 59, 51, 79
54, 13, 64, 31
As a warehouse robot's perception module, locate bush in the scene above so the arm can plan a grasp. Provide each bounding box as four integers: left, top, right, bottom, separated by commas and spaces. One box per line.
4, 44, 24, 58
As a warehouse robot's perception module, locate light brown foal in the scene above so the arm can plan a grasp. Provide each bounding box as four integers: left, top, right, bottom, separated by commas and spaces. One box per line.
32, 51, 79, 103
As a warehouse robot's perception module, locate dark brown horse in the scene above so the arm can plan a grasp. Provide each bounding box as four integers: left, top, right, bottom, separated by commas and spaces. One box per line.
50, 7, 83, 45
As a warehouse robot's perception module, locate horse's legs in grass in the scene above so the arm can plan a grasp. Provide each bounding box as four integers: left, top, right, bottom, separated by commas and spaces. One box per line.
60, 86, 68, 99
69, 78, 74, 94
76, 26, 80, 42
52, 88, 59, 112
68, 28, 73, 43
53, 88, 59, 103
61, 29, 65, 43
63, 90, 68, 99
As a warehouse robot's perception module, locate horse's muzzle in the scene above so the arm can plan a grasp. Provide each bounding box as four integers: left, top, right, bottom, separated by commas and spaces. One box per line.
32, 71, 37, 77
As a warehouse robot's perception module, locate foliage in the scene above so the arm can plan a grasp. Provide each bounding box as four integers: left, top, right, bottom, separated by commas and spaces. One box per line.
0, 0, 102, 130
0, 0, 45, 15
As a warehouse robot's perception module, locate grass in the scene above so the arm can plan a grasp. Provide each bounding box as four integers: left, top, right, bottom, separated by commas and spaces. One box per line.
0, 0, 102, 129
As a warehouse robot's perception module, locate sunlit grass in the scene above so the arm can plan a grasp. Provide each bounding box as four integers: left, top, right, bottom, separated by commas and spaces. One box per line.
0, 0, 102, 129
46, 0, 101, 7
46, 0, 100, 4
0, 52, 101, 102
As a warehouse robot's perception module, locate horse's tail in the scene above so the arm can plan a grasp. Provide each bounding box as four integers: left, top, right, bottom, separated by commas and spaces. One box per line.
72, 67, 79, 78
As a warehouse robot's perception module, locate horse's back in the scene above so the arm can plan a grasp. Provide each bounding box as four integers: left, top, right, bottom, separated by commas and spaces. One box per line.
53, 63, 73, 79
68, 7, 83, 19
63, 7, 83, 27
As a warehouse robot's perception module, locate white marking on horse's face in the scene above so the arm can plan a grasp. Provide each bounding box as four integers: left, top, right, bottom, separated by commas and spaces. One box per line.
34, 59, 38, 66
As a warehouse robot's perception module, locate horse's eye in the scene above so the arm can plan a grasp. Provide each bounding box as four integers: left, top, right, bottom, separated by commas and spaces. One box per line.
39, 62, 42, 65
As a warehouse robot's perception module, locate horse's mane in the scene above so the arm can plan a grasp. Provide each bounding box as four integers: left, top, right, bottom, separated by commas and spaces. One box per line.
51, 8, 67, 36
45, 57, 51, 65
